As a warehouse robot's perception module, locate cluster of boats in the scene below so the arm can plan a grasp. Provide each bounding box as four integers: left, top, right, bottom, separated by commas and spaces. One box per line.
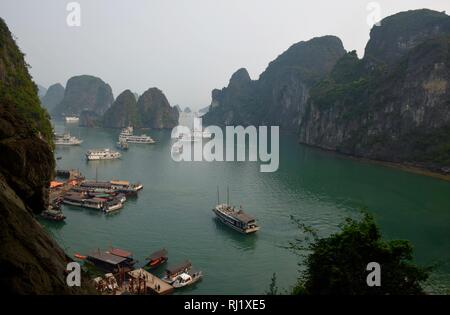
84, 126, 156, 161
78, 247, 202, 291
60, 180, 143, 213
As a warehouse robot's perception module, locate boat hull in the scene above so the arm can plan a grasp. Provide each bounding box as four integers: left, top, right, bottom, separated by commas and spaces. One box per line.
212, 209, 260, 234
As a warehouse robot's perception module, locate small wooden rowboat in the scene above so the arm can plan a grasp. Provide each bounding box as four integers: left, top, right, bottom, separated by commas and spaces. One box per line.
74, 253, 87, 260
144, 248, 168, 269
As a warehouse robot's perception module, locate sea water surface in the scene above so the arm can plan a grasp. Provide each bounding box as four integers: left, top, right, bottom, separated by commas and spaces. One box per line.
43, 121, 450, 294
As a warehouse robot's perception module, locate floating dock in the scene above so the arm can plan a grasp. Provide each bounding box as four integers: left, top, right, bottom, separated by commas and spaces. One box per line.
128, 268, 174, 295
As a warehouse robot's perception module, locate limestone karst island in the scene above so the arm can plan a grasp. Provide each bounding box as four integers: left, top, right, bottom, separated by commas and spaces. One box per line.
0, 1, 449, 307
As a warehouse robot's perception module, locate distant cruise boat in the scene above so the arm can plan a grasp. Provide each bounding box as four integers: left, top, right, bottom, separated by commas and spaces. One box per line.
86, 149, 121, 161
193, 127, 212, 139
54, 132, 83, 145
118, 126, 155, 144
65, 116, 79, 123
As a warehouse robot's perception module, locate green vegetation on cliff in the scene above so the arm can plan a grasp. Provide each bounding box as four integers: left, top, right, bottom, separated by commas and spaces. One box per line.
103, 89, 140, 128
0, 18, 53, 143
137, 87, 179, 129
0, 17, 94, 294
52, 75, 113, 118
299, 10, 450, 172
40, 83, 64, 113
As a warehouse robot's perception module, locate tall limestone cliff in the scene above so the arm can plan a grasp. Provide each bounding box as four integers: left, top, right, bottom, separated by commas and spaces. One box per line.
40, 83, 64, 113
203, 36, 346, 130
102, 89, 140, 128
137, 87, 179, 129
0, 17, 93, 294
52, 75, 113, 118
299, 9, 450, 172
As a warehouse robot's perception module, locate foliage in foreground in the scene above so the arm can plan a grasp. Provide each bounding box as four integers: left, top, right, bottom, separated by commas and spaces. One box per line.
287, 213, 430, 295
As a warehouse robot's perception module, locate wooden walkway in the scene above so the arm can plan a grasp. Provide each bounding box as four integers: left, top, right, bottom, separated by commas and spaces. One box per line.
128, 268, 174, 295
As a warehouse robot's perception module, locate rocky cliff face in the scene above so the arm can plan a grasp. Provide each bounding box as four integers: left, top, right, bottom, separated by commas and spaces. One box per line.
102, 90, 140, 128
299, 9, 450, 172
0, 18, 93, 294
40, 83, 65, 113
79, 110, 100, 128
203, 36, 346, 130
52, 75, 113, 118
137, 87, 179, 129
364, 9, 450, 66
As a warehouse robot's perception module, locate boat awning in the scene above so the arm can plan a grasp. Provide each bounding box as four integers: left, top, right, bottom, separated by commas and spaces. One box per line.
109, 248, 133, 258
88, 252, 127, 265
110, 180, 129, 186
166, 260, 191, 275
147, 248, 168, 260
50, 181, 64, 188
230, 210, 255, 223
81, 181, 112, 188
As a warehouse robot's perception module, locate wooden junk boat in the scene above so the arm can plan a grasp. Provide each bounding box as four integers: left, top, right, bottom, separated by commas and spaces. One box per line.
40, 208, 66, 222
86, 247, 136, 273
144, 248, 168, 269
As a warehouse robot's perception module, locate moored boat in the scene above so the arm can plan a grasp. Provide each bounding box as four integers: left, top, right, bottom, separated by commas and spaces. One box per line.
162, 260, 192, 284
212, 188, 260, 234
172, 271, 203, 288
40, 209, 66, 222
86, 250, 133, 273
107, 247, 137, 266
74, 253, 87, 260
144, 248, 168, 269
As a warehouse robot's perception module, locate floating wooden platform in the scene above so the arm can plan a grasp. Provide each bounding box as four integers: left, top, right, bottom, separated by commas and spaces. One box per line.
128, 268, 173, 295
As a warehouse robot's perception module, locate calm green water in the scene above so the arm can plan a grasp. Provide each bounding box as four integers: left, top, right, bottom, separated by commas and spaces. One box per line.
43, 122, 450, 294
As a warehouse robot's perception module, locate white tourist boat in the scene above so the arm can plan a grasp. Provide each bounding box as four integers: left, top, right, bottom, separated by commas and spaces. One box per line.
162, 260, 192, 284
65, 116, 79, 123
86, 149, 121, 161
118, 126, 155, 144
54, 132, 83, 145
193, 128, 212, 139
172, 271, 203, 288
178, 133, 201, 142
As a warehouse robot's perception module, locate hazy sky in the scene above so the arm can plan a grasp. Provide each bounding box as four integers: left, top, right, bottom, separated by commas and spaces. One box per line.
1, 0, 449, 109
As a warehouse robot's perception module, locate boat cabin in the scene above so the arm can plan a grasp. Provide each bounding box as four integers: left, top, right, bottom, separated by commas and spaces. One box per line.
108, 247, 136, 265
87, 251, 130, 272
166, 260, 192, 277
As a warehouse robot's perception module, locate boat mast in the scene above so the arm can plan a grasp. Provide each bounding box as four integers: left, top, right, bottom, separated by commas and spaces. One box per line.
217, 186, 219, 205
